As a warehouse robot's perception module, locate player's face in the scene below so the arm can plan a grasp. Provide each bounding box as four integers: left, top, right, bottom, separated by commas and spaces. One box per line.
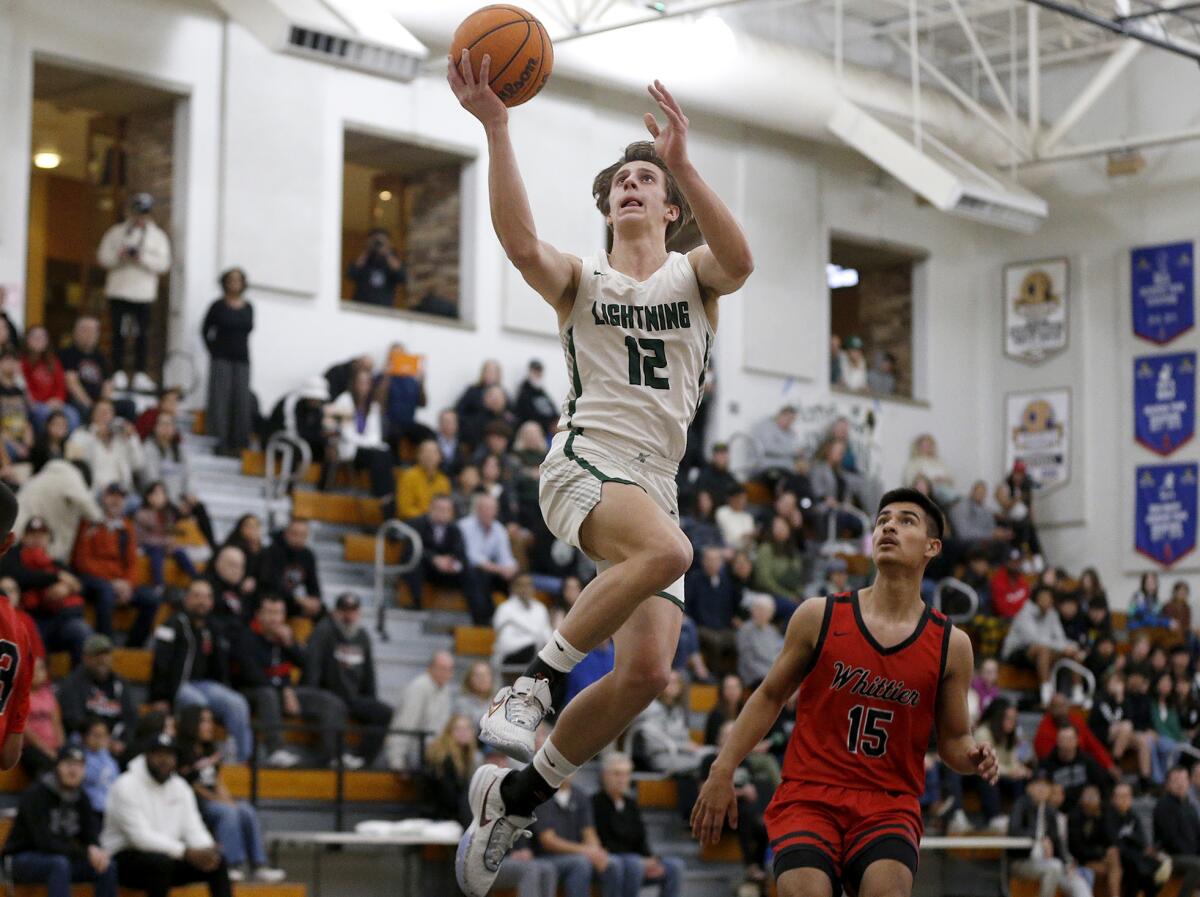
608, 163, 676, 235
872, 503, 938, 568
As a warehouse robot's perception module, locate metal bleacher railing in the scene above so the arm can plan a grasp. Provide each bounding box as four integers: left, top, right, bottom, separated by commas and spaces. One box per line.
264, 431, 312, 531
373, 518, 422, 641
933, 577, 981, 624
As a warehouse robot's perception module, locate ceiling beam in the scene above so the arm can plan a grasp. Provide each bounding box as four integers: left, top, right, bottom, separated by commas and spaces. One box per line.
1024, 0, 1200, 61
1038, 38, 1142, 153
947, 0, 1016, 121
1021, 120, 1200, 164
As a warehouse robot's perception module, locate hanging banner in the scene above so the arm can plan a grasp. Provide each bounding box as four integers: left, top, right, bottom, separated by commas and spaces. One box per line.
1004, 258, 1069, 363
1135, 352, 1196, 456
1132, 241, 1195, 344
1005, 388, 1071, 492
1136, 462, 1198, 567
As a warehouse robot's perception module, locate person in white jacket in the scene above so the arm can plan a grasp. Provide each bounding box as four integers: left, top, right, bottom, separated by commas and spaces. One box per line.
96, 193, 171, 392
65, 399, 144, 499
13, 459, 102, 562
492, 573, 553, 667
1001, 584, 1085, 706
100, 734, 233, 897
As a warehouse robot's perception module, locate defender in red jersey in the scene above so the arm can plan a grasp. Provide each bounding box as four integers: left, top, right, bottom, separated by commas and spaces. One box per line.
0, 483, 30, 770
692, 488, 998, 897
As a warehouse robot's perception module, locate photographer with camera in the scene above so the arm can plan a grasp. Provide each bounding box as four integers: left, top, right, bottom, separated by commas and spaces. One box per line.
347, 228, 406, 308
96, 193, 172, 393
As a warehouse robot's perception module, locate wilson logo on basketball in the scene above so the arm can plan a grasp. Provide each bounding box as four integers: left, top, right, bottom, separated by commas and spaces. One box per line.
497, 57, 538, 102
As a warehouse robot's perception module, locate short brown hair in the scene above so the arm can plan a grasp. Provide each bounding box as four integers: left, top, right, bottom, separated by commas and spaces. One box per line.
592, 142, 691, 246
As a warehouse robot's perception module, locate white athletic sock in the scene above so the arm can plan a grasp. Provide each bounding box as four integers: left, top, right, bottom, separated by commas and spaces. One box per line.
532, 737, 579, 790
536, 630, 587, 674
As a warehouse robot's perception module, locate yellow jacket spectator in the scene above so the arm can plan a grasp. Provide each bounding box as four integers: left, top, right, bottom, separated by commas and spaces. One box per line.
396, 440, 451, 520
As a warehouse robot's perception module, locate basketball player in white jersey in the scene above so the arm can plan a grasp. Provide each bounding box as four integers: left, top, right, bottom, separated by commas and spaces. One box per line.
448, 51, 753, 896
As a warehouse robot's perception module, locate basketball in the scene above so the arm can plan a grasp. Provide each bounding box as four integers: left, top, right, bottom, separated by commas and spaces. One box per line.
450, 5, 553, 108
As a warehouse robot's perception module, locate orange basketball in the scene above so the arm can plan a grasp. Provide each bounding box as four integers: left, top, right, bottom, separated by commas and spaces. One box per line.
450, 5, 553, 108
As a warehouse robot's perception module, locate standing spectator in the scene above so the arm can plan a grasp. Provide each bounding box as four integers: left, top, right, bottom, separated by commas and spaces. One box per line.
302, 593, 392, 768
259, 519, 324, 620
59, 315, 113, 425
390, 650, 454, 771
56, 634, 138, 760
232, 594, 346, 768
406, 495, 467, 609
1108, 782, 1166, 897
97, 193, 171, 391
1130, 572, 1175, 631
1068, 784, 1121, 897
902, 434, 958, 505
424, 715, 480, 825
686, 548, 739, 676
837, 336, 868, 392
22, 326, 78, 433
396, 439, 450, 520
492, 573, 553, 667
134, 481, 199, 590
23, 657, 64, 776
81, 717, 120, 815
3, 744, 116, 897
1009, 770, 1091, 897
750, 406, 799, 484
29, 412, 72, 474
176, 707, 285, 882
458, 493, 519, 625
531, 776, 622, 897
65, 400, 143, 497
1, 517, 91, 663
326, 367, 394, 500
990, 548, 1032, 619
143, 412, 215, 549
201, 268, 254, 457
514, 359, 558, 433
149, 580, 252, 763
714, 487, 756, 551
1154, 766, 1200, 897
592, 752, 685, 897
0, 346, 33, 465
1039, 727, 1110, 812
1004, 582, 1085, 704
347, 228, 405, 307
867, 350, 897, 396
434, 409, 467, 476
736, 594, 782, 689
455, 360, 505, 452
72, 483, 161, 645
751, 516, 806, 606
100, 732, 232, 897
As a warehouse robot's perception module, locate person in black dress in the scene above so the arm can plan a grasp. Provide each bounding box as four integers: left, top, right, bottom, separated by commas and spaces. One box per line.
202, 268, 254, 457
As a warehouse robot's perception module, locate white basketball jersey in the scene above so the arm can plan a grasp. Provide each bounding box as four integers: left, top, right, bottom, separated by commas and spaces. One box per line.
558, 251, 714, 465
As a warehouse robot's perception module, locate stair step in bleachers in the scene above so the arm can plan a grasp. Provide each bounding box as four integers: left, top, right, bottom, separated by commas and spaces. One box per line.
343, 533, 401, 565
636, 778, 678, 809
292, 491, 382, 527
454, 626, 493, 657
220, 766, 419, 803
396, 582, 467, 612
47, 648, 151, 683
699, 831, 743, 864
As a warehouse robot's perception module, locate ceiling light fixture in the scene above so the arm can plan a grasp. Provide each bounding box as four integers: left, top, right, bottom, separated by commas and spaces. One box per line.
33, 151, 61, 170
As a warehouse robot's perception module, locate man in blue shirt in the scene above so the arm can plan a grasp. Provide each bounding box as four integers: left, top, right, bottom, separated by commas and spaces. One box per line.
457, 493, 519, 624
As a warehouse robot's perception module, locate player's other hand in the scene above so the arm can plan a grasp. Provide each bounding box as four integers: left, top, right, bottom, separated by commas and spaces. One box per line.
448, 50, 508, 128
690, 771, 738, 845
969, 742, 999, 784
644, 80, 690, 171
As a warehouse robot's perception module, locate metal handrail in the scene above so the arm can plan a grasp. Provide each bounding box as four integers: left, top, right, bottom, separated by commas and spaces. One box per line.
821, 501, 872, 554
934, 577, 981, 624
1050, 657, 1097, 707
374, 518, 423, 640
264, 431, 312, 500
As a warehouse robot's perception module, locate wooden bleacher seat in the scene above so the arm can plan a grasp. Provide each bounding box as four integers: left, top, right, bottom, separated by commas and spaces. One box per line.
745, 481, 772, 506
689, 683, 718, 713
47, 648, 152, 683
699, 829, 743, 863
86, 602, 171, 635
636, 777, 678, 809
191, 411, 206, 435
292, 491, 382, 526
219, 765, 419, 803
396, 580, 467, 612
133, 555, 200, 589
997, 664, 1038, 692
344, 533, 401, 565
839, 553, 872, 577
455, 626, 494, 657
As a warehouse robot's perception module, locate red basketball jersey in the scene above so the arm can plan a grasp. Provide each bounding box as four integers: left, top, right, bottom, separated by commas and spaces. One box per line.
781, 592, 951, 798
0, 599, 33, 741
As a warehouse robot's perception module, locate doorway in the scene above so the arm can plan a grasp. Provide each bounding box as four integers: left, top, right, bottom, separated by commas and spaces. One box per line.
26, 60, 181, 380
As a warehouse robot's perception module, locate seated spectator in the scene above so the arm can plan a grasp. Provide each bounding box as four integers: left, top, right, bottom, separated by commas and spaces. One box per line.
951, 480, 1011, 560
1151, 672, 1186, 775
995, 466, 1042, 558
405, 495, 467, 610
464, 385, 513, 453
57, 634, 138, 761
750, 406, 799, 485
752, 516, 806, 606
686, 548, 740, 675
1039, 726, 1109, 812
1002, 585, 1082, 704
232, 594, 345, 768
134, 481, 199, 590
691, 442, 740, 508
65, 400, 143, 497
454, 661, 493, 724
1035, 693, 1116, 771
991, 548, 1031, 619
564, 639, 614, 708
634, 670, 707, 775
1154, 766, 1200, 897
29, 409, 71, 473
204, 544, 256, 628
131, 711, 177, 756
492, 573, 552, 667
101, 732, 232, 897
259, 518, 324, 620
1068, 784, 1120, 897
2, 517, 91, 663
23, 656, 64, 776
1085, 634, 1121, 682
714, 487, 756, 551
454, 360, 503, 448
704, 675, 746, 746
973, 699, 1032, 831
902, 434, 958, 505
1165, 579, 1193, 636
1008, 770, 1091, 897
135, 386, 182, 441
303, 593, 392, 769
737, 594, 782, 689
15, 460, 101, 562
818, 556, 852, 597
1057, 593, 1090, 655
514, 358, 557, 434
1126, 635, 1154, 682
1130, 572, 1175, 631
1089, 674, 1144, 780
809, 438, 865, 538
143, 412, 215, 549
1, 576, 44, 661
0, 346, 33, 465
424, 714, 480, 825
1108, 781, 1166, 897
150, 580, 252, 763
325, 367, 394, 501
681, 490, 725, 565
260, 376, 335, 467
176, 707, 285, 882
673, 610, 712, 683
970, 658, 1001, 722
434, 408, 467, 476
61, 315, 117, 426
532, 775, 623, 897
396, 439, 450, 521
22, 325, 79, 433
3, 744, 116, 897
592, 752, 685, 897
222, 515, 264, 585
81, 716, 120, 815
776, 451, 816, 511
452, 464, 481, 519
72, 482, 160, 645
458, 493, 519, 625
391, 649, 454, 771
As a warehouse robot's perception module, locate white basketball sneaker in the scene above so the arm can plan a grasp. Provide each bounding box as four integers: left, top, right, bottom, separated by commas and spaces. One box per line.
455, 765, 534, 897
479, 676, 551, 763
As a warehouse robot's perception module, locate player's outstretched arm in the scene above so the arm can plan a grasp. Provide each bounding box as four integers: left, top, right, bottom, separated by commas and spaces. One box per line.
690, 597, 824, 845
447, 51, 579, 319
935, 628, 999, 783
643, 81, 753, 297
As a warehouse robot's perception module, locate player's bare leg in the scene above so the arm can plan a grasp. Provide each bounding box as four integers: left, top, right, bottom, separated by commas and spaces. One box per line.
777, 867, 836, 897
856, 859, 915, 897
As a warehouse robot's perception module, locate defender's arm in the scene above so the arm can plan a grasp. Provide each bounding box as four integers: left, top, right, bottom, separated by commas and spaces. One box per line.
936, 627, 999, 782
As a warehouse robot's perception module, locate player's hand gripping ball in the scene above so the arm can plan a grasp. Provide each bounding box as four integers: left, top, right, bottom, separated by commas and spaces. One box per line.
450, 5, 554, 108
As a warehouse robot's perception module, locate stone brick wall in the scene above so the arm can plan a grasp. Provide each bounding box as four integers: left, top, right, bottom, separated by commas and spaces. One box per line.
403, 165, 460, 311
855, 263, 912, 397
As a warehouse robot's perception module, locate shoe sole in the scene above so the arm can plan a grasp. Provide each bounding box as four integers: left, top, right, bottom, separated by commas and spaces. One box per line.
478, 728, 534, 764
456, 766, 502, 897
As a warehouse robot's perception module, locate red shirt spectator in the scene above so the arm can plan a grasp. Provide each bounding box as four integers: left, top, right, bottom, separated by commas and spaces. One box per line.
990, 553, 1030, 618
1033, 694, 1115, 770
20, 326, 67, 404
71, 494, 139, 584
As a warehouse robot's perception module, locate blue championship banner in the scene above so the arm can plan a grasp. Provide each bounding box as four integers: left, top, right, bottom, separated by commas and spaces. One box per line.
1135, 352, 1196, 455
1132, 241, 1195, 344
1136, 463, 1198, 567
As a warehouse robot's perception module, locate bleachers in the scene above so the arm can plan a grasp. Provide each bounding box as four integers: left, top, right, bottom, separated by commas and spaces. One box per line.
46, 648, 152, 683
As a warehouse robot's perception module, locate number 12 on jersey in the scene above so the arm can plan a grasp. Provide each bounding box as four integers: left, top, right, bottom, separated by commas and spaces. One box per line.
846, 705, 893, 758
625, 337, 669, 389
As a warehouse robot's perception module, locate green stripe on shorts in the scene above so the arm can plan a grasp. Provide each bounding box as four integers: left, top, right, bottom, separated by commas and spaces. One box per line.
564, 429, 637, 488
655, 590, 685, 611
